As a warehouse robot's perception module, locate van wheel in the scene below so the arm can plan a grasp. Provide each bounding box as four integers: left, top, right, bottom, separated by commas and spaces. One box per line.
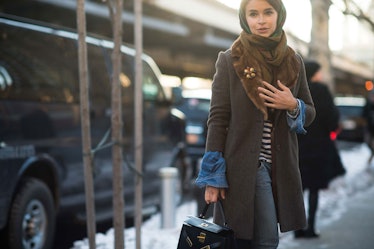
8, 177, 55, 249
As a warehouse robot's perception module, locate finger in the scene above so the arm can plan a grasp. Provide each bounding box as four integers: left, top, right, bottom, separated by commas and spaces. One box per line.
204, 187, 211, 203
258, 86, 278, 97
262, 81, 278, 92
277, 80, 286, 89
205, 186, 219, 203
204, 190, 213, 204
259, 93, 275, 104
277, 81, 291, 94
258, 87, 274, 96
220, 189, 226, 199
264, 102, 276, 108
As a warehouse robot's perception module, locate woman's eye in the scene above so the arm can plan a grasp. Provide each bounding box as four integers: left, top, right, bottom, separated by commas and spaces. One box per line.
265, 10, 274, 16
249, 12, 258, 17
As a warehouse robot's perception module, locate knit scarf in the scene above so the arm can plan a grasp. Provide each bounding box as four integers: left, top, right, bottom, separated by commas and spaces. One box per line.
231, 30, 300, 120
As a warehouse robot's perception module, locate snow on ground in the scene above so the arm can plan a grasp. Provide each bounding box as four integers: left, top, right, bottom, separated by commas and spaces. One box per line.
278, 142, 374, 248
71, 142, 374, 249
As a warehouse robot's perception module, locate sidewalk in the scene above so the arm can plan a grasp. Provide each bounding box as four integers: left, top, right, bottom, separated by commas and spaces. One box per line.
71, 142, 374, 249
279, 174, 374, 249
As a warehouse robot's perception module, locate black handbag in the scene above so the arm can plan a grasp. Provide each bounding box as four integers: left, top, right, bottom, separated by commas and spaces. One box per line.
177, 201, 235, 249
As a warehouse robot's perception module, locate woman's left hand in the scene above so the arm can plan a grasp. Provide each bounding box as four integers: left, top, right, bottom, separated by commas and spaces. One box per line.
258, 80, 297, 111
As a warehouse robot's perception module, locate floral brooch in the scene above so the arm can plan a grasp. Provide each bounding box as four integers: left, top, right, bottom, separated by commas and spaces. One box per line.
244, 66, 256, 79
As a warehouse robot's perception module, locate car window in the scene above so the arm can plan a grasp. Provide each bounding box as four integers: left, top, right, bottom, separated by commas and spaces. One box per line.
0, 24, 78, 103
186, 98, 210, 112
142, 61, 164, 102
88, 44, 111, 107
178, 98, 210, 113
0, 65, 12, 91
119, 55, 164, 104
120, 54, 135, 106
338, 106, 363, 117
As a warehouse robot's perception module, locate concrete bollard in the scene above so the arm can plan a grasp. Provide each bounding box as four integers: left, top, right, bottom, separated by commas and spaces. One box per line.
159, 167, 178, 229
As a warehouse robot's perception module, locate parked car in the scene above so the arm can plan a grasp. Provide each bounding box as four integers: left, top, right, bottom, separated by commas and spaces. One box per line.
0, 14, 186, 249
175, 89, 211, 177
334, 96, 367, 142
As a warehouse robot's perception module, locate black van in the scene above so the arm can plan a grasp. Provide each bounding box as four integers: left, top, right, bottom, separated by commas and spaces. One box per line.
0, 14, 186, 249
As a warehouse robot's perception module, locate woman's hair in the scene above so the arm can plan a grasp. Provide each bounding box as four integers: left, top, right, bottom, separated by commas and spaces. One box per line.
239, 0, 286, 36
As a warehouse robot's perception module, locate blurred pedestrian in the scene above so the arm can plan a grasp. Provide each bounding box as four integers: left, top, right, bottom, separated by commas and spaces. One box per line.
195, 0, 316, 248
295, 60, 346, 239
363, 90, 374, 164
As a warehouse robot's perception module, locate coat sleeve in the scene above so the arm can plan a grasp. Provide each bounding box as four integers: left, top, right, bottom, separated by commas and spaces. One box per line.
296, 55, 316, 127
205, 50, 232, 153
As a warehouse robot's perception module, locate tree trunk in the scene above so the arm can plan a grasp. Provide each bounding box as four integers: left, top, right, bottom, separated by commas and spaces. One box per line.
309, 0, 335, 92
111, 0, 125, 248
77, 0, 96, 248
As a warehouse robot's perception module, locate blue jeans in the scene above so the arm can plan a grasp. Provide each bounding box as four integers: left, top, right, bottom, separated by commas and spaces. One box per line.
252, 161, 279, 249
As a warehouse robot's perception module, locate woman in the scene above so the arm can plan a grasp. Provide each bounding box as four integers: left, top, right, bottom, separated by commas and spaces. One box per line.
295, 61, 345, 238
195, 0, 316, 248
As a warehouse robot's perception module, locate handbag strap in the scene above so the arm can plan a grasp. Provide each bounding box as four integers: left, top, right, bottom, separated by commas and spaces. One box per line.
199, 200, 227, 226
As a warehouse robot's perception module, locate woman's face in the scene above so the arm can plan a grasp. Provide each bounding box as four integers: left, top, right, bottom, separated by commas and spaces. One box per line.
245, 0, 278, 37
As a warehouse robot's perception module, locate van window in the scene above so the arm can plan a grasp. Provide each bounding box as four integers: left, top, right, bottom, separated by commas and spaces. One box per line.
119, 55, 165, 103
142, 61, 165, 102
0, 24, 78, 103
0, 66, 12, 91
87, 44, 111, 107
121, 54, 135, 106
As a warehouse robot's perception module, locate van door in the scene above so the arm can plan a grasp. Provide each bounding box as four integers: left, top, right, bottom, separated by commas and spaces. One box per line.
0, 20, 117, 221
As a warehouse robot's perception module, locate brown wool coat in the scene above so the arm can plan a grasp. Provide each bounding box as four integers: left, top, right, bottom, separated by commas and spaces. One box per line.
206, 49, 316, 240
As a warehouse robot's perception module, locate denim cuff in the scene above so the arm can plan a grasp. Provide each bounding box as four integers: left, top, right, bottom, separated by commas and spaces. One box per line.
287, 99, 307, 135
195, 151, 229, 188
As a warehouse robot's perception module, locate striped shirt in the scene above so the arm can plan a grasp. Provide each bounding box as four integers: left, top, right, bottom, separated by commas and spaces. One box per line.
259, 120, 273, 163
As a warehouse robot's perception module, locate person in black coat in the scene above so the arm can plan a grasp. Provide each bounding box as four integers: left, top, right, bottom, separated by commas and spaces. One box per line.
295, 61, 346, 238
363, 91, 374, 164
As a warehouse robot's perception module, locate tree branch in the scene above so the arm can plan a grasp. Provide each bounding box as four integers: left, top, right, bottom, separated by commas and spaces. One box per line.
333, 0, 374, 31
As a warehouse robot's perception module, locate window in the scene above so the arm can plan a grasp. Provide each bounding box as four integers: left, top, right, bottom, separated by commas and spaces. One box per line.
142, 61, 164, 102
0, 24, 78, 103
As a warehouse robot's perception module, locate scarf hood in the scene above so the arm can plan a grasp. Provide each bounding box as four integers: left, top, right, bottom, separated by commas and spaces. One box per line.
232, 0, 300, 119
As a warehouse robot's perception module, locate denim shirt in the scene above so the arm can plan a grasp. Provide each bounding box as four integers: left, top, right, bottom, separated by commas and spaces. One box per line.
195, 151, 229, 188
287, 99, 307, 134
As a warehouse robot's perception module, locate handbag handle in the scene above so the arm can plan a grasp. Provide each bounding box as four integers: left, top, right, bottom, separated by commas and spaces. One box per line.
199, 200, 228, 226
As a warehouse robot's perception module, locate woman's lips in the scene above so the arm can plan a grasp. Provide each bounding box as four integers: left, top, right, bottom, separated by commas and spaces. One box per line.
257, 28, 269, 33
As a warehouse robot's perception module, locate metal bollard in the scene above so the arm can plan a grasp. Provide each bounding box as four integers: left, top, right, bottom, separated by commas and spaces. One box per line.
159, 167, 178, 229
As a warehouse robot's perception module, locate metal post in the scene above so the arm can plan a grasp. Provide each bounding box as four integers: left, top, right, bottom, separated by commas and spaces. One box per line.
159, 167, 178, 228
134, 0, 144, 248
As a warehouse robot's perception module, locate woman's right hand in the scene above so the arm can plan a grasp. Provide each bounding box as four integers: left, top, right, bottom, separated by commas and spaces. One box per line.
205, 186, 226, 204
